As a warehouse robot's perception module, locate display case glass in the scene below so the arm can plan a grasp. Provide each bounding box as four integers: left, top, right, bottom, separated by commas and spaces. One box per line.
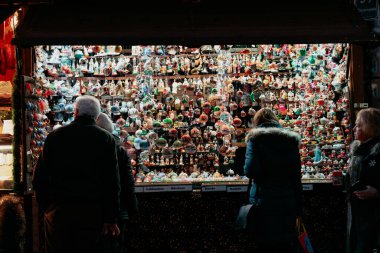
0, 110, 13, 190
26, 44, 351, 189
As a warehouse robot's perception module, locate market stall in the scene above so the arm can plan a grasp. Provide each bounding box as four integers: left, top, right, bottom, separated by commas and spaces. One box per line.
25, 43, 351, 185
23, 43, 349, 252
10, 1, 376, 252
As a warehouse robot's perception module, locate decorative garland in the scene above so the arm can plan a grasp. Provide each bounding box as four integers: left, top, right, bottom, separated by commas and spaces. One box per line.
12, 64, 22, 195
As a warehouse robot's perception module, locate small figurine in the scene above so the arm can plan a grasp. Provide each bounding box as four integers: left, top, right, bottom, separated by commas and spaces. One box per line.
227, 168, 235, 176
223, 156, 229, 165
313, 144, 323, 165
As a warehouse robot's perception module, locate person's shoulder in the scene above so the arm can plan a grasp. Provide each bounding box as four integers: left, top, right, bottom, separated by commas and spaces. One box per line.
46, 124, 70, 139
89, 124, 112, 136
116, 144, 130, 165
369, 139, 380, 156
350, 140, 361, 155
117, 144, 128, 157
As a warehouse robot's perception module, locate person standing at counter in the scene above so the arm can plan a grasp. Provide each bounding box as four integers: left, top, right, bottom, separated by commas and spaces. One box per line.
346, 107, 380, 253
33, 95, 121, 253
243, 108, 302, 253
96, 112, 138, 253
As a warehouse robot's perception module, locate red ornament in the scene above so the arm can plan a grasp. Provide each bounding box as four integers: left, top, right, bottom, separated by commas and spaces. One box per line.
181, 134, 192, 145
168, 128, 178, 138
232, 117, 242, 127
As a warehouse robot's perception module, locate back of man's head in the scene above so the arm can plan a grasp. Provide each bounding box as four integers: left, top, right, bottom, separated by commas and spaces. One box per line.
75, 95, 100, 120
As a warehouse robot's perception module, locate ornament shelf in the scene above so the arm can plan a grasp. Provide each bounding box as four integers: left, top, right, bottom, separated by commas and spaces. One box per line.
44, 71, 296, 82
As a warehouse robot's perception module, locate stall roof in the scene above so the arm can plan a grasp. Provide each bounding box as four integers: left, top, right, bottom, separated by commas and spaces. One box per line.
12, 0, 375, 47
0, 6, 18, 24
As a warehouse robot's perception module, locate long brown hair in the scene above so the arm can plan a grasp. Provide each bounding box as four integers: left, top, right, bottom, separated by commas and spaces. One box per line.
253, 108, 279, 127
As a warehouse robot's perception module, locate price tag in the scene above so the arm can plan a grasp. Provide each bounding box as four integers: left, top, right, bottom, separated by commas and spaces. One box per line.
227, 186, 248, 192
302, 184, 313, 191
167, 185, 193, 192
202, 185, 226, 192
144, 186, 169, 192
134, 186, 144, 193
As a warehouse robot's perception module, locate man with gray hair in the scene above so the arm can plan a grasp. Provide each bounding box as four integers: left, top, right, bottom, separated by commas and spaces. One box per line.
33, 95, 121, 253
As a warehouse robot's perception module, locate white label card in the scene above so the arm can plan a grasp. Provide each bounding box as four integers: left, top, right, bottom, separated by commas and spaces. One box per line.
227, 186, 248, 192
202, 185, 227, 192
302, 184, 313, 191
168, 185, 193, 192
134, 186, 144, 193
144, 186, 169, 192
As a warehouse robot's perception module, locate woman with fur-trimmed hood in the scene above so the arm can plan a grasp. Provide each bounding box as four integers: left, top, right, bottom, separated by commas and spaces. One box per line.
243, 108, 302, 252
346, 108, 380, 253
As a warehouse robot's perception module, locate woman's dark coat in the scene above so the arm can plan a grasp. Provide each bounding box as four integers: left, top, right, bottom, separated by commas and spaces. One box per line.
244, 123, 302, 243
114, 135, 138, 220
346, 138, 380, 253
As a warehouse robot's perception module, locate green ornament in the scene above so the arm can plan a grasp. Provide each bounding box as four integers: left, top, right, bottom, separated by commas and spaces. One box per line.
250, 92, 256, 102
299, 48, 306, 57
153, 121, 162, 129
309, 54, 316, 65
163, 117, 174, 127
177, 114, 184, 121
213, 106, 220, 112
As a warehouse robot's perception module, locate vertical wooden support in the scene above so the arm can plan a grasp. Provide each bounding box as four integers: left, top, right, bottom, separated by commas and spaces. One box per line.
349, 43, 367, 126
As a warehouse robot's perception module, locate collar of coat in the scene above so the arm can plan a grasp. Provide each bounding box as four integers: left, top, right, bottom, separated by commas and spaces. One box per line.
73, 115, 96, 125
350, 138, 380, 157
245, 126, 301, 144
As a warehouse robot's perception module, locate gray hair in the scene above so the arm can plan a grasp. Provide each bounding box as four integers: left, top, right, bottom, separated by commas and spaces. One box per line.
96, 112, 114, 133
75, 95, 100, 120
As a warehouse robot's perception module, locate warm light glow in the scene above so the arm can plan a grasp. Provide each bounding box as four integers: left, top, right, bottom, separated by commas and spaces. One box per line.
10, 10, 20, 31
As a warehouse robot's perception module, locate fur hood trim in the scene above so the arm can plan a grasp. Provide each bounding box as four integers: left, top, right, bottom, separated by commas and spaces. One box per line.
245, 127, 301, 144
350, 140, 361, 155
350, 139, 380, 156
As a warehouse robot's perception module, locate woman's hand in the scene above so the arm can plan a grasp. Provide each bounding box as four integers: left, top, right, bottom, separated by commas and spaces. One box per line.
354, 185, 379, 200
102, 223, 120, 236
